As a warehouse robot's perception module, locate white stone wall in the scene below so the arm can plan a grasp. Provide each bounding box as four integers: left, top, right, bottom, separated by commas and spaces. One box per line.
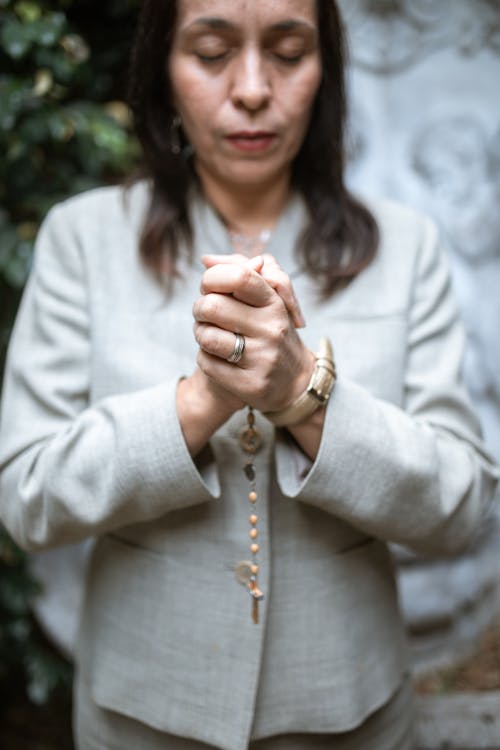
339, 0, 500, 672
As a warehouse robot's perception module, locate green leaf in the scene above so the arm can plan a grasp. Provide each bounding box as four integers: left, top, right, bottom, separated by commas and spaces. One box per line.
60, 33, 89, 64
34, 45, 79, 81
0, 569, 40, 614
0, 225, 18, 270
0, 19, 32, 59
47, 109, 71, 140
27, 13, 66, 47
0, 527, 26, 565
14, 1, 41, 23
32, 67, 53, 96
24, 646, 72, 705
0, 77, 34, 131
3, 240, 33, 287
6, 617, 31, 642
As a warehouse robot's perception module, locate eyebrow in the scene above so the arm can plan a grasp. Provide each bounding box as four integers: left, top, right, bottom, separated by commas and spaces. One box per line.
185, 17, 317, 34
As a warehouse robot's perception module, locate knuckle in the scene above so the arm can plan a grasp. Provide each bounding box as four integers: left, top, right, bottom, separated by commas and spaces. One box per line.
268, 321, 288, 345
203, 294, 220, 320
197, 349, 213, 377
263, 253, 279, 266
200, 267, 220, 294
261, 269, 277, 285
235, 265, 251, 285
253, 377, 269, 401
196, 326, 207, 348
266, 347, 281, 371
199, 327, 218, 352
278, 273, 291, 291
274, 280, 286, 298
196, 349, 206, 371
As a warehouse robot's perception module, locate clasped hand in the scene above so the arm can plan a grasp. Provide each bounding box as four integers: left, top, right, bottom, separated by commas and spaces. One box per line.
193, 253, 314, 414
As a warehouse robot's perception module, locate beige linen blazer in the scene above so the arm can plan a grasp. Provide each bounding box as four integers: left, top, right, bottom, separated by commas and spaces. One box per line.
0, 182, 498, 750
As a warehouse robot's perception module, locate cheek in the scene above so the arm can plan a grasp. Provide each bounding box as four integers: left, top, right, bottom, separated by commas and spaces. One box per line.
169, 63, 221, 134
280, 66, 321, 131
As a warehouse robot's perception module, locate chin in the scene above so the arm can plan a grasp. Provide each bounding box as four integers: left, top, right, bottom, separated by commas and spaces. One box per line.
221, 161, 290, 189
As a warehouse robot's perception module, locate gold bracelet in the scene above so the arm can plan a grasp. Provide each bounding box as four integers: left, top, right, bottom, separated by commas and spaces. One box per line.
263, 337, 336, 428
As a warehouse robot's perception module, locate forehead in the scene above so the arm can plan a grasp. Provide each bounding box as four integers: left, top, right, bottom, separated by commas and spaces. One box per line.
175, 0, 318, 28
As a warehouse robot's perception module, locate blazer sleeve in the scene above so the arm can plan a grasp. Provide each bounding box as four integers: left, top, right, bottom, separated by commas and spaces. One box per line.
275, 215, 499, 557
0, 204, 220, 552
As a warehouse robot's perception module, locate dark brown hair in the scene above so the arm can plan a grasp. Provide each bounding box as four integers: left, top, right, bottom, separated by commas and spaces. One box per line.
127, 0, 378, 296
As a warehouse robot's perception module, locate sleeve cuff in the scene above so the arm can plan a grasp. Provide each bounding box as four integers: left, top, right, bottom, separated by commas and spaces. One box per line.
101, 376, 222, 516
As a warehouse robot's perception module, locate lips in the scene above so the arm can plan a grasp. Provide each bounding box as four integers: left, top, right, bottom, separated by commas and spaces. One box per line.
226, 131, 277, 153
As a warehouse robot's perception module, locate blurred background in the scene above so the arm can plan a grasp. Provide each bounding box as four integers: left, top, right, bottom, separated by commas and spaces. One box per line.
1, 0, 499, 747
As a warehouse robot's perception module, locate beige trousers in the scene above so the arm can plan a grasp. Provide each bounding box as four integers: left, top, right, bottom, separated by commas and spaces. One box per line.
74, 671, 415, 750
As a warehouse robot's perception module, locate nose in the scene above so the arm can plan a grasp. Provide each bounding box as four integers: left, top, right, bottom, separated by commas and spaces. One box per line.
230, 47, 271, 112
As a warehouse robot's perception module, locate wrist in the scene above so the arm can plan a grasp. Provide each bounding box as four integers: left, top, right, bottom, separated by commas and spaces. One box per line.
177, 371, 242, 457
263, 337, 336, 428
180, 370, 241, 425
287, 348, 316, 403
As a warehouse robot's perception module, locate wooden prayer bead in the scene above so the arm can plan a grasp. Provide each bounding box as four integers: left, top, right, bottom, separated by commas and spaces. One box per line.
249, 514, 258, 525
251, 543, 259, 554
249, 528, 258, 539
249, 491, 257, 503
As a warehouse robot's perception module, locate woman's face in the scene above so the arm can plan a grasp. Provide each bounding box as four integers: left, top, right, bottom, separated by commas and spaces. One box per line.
168, 0, 322, 191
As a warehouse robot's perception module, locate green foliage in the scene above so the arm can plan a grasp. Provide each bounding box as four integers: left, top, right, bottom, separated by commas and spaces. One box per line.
0, 0, 141, 710
0, 0, 140, 293
0, 526, 73, 708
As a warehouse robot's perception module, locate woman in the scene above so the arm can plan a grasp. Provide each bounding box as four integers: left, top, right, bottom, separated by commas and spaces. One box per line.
0, 1, 498, 748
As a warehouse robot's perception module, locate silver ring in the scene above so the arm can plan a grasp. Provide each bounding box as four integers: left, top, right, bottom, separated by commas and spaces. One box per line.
227, 333, 245, 364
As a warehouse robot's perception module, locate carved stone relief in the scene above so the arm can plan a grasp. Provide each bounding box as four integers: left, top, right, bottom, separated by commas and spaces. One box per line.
340, 0, 500, 73
339, 0, 500, 671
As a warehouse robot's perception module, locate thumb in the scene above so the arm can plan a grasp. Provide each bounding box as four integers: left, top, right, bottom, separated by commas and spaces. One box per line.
201, 252, 249, 268
246, 255, 265, 273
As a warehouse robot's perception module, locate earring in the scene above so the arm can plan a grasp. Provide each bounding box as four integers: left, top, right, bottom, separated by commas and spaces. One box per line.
170, 114, 182, 156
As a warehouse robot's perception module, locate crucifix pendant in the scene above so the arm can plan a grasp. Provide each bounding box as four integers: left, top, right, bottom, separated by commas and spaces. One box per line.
248, 578, 264, 624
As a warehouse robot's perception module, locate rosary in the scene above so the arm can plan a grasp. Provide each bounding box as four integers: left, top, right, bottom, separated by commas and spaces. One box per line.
237, 406, 264, 624
227, 226, 270, 623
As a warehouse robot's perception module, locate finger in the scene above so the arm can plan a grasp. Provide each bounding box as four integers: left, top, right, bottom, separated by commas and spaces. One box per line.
202, 253, 305, 327
200, 263, 277, 308
259, 255, 305, 328
261, 267, 305, 328
201, 253, 264, 273
193, 292, 263, 335
202, 253, 246, 267
197, 349, 248, 397
194, 322, 249, 364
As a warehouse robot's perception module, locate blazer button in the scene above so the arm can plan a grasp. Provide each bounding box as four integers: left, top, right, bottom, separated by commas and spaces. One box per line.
234, 560, 253, 585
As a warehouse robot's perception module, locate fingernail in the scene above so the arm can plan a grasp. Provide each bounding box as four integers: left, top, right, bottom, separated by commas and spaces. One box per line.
248, 255, 264, 270
247, 254, 262, 265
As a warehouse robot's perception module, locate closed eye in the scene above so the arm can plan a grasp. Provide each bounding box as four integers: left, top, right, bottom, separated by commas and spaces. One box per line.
274, 53, 304, 64
196, 51, 229, 64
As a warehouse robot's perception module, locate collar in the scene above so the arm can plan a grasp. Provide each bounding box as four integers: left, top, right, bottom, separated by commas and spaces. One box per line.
189, 185, 309, 280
